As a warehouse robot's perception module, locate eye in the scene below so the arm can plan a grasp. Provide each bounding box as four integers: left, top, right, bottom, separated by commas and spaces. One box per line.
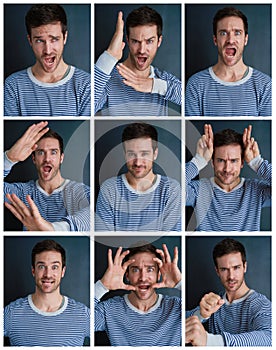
38, 265, 45, 270
219, 31, 227, 36
235, 30, 242, 36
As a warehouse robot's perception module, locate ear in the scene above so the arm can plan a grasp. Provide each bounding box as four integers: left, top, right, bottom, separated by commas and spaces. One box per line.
27, 35, 32, 47
153, 148, 158, 160
64, 31, 68, 45
125, 271, 129, 282
157, 270, 161, 281
61, 266, 66, 278
157, 35, 163, 48
244, 261, 247, 273
244, 34, 248, 46
32, 153, 36, 164
213, 35, 218, 46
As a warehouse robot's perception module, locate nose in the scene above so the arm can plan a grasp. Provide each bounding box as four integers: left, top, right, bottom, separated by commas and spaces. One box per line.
43, 41, 53, 55
133, 157, 143, 166
43, 267, 51, 278
224, 160, 232, 172
138, 41, 146, 54
139, 269, 147, 281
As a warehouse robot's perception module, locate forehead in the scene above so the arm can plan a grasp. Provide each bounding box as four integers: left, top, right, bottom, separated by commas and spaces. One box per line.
128, 24, 158, 38
217, 16, 245, 31
124, 137, 154, 151
216, 252, 243, 267
214, 144, 242, 158
36, 137, 60, 149
129, 252, 157, 266
30, 22, 63, 37
34, 250, 62, 264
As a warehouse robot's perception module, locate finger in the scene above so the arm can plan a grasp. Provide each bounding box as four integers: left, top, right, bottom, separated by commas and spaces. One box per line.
172, 246, 179, 265
4, 201, 24, 222
6, 193, 27, 217
116, 11, 124, 33
162, 244, 171, 263
152, 257, 163, 270
26, 195, 39, 217
113, 246, 123, 264
107, 249, 114, 267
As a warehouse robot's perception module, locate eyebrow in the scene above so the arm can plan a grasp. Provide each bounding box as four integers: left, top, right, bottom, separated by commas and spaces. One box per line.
36, 261, 61, 265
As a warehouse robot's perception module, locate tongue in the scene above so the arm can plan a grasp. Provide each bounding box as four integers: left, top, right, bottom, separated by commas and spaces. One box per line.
225, 48, 235, 56
44, 166, 51, 173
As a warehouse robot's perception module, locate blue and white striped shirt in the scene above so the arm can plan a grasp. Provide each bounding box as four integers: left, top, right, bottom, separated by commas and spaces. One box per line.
4, 66, 91, 116
95, 51, 182, 116
95, 174, 181, 231
188, 290, 271, 346
4, 295, 90, 346
4, 154, 90, 231
94, 280, 181, 346
185, 67, 271, 116
186, 156, 271, 231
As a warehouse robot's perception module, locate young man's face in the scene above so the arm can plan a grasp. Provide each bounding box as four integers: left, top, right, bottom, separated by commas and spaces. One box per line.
32, 137, 64, 183
215, 252, 247, 295
213, 16, 248, 67
127, 24, 162, 72
212, 144, 243, 191
124, 137, 158, 180
28, 21, 67, 73
32, 250, 66, 294
126, 252, 160, 301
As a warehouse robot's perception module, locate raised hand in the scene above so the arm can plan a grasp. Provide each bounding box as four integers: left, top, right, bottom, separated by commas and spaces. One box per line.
107, 11, 125, 61
5, 194, 54, 231
243, 125, 260, 163
199, 292, 225, 319
6, 121, 49, 163
117, 63, 153, 92
152, 244, 181, 289
101, 247, 136, 291
196, 124, 214, 162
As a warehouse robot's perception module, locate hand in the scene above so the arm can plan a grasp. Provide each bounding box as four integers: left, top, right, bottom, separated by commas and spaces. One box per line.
200, 292, 225, 319
117, 63, 153, 92
185, 316, 207, 346
6, 121, 49, 163
196, 124, 213, 162
243, 125, 260, 163
107, 11, 125, 61
101, 247, 136, 291
5, 194, 54, 231
152, 244, 181, 289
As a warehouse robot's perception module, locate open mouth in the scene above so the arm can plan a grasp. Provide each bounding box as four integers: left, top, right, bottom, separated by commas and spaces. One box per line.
137, 56, 148, 66
225, 48, 236, 57
137, 284, 150, 292
43, 56, 56, 68
43, 165, 52, 174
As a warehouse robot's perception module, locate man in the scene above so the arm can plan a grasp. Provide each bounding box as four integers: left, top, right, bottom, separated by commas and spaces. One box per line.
4, 121, 90, 231
4, 239, 90, 346
186, 124, 271, 231
4, 4, 91, 116
185, 6, 271, 116
95, 242, 181, 346
95, 5, 181, 116
185, 238, 271, 346
95, 122, 181, 231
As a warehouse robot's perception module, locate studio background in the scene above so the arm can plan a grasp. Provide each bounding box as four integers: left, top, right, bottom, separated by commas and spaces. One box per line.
4, 120, 90, 231
186, 236, 271, 310
4, 3, 91, 79
94, 119, 182, 207
185, 4, 271, 84
185, 119, 271, 231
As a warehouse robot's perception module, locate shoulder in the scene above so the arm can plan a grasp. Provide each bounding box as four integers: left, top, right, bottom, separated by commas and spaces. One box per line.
5, 69, 28, 84
100, 176, 122, 188
187, 68, 210, 83
153, 66, 179, 80
248, 290, 271, 306
66, 297, 90, 313
5, 296, 29, 311
251, 68, 271, 84
72, 67, 91, 84
160, 176, 180, 188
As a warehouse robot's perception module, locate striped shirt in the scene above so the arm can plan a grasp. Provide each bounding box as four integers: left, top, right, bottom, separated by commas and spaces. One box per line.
188, 290, 271, 346
4, 154, 90, 231
4, 66, 91, 116
95, 51, 182, 116
95, 174, 181, 231
94, 280, 181, 346
4, 295, 90, 346
185, 67, 271, 116
186, 156, 271, 231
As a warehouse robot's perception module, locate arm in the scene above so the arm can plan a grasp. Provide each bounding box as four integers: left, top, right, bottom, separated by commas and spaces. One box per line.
162, 179, 181, 231
95, 180, 115, 231
94, 11, 125, 114
4, 77, 20, 116
185, 75, 202, 116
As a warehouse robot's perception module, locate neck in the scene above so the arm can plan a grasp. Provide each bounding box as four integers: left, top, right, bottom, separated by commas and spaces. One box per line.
226, 282, 250, 303
32, 290, 63, 312
38, 174, 65, 194
212, 60, 247, 82
126, 172, 156, 191
123, 57, 151, 78
32, 60, 68, 83
128, 291, 158, 312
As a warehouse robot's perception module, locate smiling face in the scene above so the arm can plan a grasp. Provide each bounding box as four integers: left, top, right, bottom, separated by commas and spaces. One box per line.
32, 137, 64, 183
28, 21, 67, 74
212, 144, 243, 191
213, 16, 248, 67
32, 250, 66, 294
126, 252, 160, 301
127, 24, 162, 73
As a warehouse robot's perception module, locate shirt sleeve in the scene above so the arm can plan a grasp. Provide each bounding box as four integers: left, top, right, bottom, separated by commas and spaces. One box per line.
4, 77, 20, 116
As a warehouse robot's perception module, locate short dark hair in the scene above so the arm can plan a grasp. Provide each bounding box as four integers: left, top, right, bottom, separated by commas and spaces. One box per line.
122, 122, 158, 152
213, 129, 244, 160
213, 238, 246, 268
126, 6, 163, 38
213, 7, 248, 36
31, 239, 66, 268
25, 4, 67, 37
37, 129, 64, 154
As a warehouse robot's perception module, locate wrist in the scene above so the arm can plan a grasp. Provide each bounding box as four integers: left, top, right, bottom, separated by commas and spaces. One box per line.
6, 150, 18, 163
